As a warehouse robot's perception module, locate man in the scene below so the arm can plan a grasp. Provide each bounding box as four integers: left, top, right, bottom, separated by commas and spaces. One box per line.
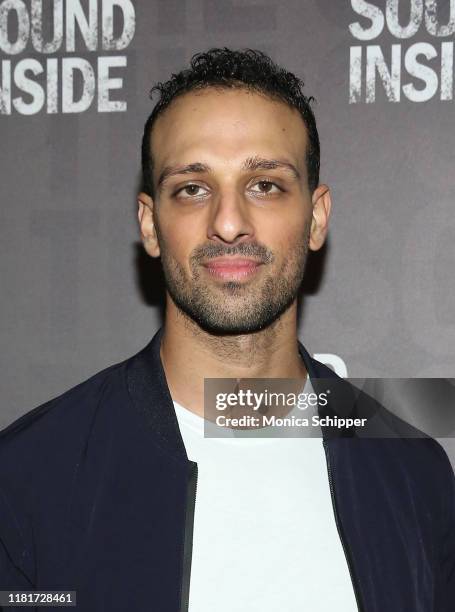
0, 48, 453, 611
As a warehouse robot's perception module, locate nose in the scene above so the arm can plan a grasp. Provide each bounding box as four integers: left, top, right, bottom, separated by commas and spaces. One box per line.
206, 188, 255, 245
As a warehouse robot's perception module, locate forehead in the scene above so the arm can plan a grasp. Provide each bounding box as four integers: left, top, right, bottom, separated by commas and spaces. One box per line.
150, 88, 308, 172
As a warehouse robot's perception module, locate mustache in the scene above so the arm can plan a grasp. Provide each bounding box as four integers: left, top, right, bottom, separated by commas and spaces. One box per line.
190, 242, 274, 265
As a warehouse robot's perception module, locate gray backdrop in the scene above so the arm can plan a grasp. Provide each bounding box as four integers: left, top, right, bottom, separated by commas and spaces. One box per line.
1, 0, 454, 463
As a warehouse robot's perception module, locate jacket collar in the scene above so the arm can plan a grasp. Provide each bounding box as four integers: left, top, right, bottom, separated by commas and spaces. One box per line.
126, 326, 353, 462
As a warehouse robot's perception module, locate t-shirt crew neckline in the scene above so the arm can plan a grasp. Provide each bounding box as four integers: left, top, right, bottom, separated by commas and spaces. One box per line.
173, 374, 314, 444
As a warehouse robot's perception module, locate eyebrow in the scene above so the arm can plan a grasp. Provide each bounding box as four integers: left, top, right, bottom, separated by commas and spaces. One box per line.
156, 156, 301, 189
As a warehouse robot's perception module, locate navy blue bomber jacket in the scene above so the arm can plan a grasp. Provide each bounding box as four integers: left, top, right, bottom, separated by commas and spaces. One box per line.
0, 327, 454, 611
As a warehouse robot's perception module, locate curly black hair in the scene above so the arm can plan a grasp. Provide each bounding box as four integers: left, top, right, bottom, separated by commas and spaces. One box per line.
141, 48, 320, 197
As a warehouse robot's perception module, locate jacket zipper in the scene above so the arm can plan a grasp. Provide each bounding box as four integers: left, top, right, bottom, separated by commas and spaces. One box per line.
179, 460, 198, 612
323, 439, 365, 612
180, 445, 363, 611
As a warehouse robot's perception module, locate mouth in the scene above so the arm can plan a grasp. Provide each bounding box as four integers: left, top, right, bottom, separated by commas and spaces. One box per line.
201, 257, 265, 281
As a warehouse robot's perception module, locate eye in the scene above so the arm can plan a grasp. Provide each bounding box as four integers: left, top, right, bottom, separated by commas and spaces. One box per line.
175, 183, 209, 199
249, 180, 282, 195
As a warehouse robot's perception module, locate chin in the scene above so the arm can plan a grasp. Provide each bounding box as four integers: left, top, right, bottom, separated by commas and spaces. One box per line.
190, 308, 286, 336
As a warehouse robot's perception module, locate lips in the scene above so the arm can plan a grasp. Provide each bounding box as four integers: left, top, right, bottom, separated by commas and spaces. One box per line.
202, 257, 264, 281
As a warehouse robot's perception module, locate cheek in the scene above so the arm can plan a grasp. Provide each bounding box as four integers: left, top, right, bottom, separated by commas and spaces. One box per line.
261, 212, 310, 254
158, 216, 201, 271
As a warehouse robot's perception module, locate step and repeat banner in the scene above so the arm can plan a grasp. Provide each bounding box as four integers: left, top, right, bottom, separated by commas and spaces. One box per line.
1, 1, 454, 459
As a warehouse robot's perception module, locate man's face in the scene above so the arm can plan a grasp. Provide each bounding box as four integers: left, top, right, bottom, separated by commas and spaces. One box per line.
138, 87, 330, 334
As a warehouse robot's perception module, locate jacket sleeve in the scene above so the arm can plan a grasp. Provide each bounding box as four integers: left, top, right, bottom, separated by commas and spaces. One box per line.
0, 488, 34, 592
438, 446, 455, 608
0, 535, 33, 589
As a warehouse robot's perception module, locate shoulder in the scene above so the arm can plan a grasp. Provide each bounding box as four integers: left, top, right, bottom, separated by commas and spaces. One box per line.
0, 354, 136, 582
0, 355, 132, 470
307, 353, 454, 485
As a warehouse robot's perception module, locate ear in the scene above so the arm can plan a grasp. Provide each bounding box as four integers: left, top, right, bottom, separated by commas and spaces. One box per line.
137, 192, 160, 258
309, 184, 332, 252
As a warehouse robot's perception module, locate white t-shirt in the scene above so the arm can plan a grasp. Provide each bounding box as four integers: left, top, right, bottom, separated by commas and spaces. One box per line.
173, 376, 358, 611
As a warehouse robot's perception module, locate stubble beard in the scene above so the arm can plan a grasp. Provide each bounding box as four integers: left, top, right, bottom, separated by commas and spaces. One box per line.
156, 222, 311, 335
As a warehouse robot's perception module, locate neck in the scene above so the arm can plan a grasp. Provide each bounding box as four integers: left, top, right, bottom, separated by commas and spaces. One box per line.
160, 299, 307, 418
